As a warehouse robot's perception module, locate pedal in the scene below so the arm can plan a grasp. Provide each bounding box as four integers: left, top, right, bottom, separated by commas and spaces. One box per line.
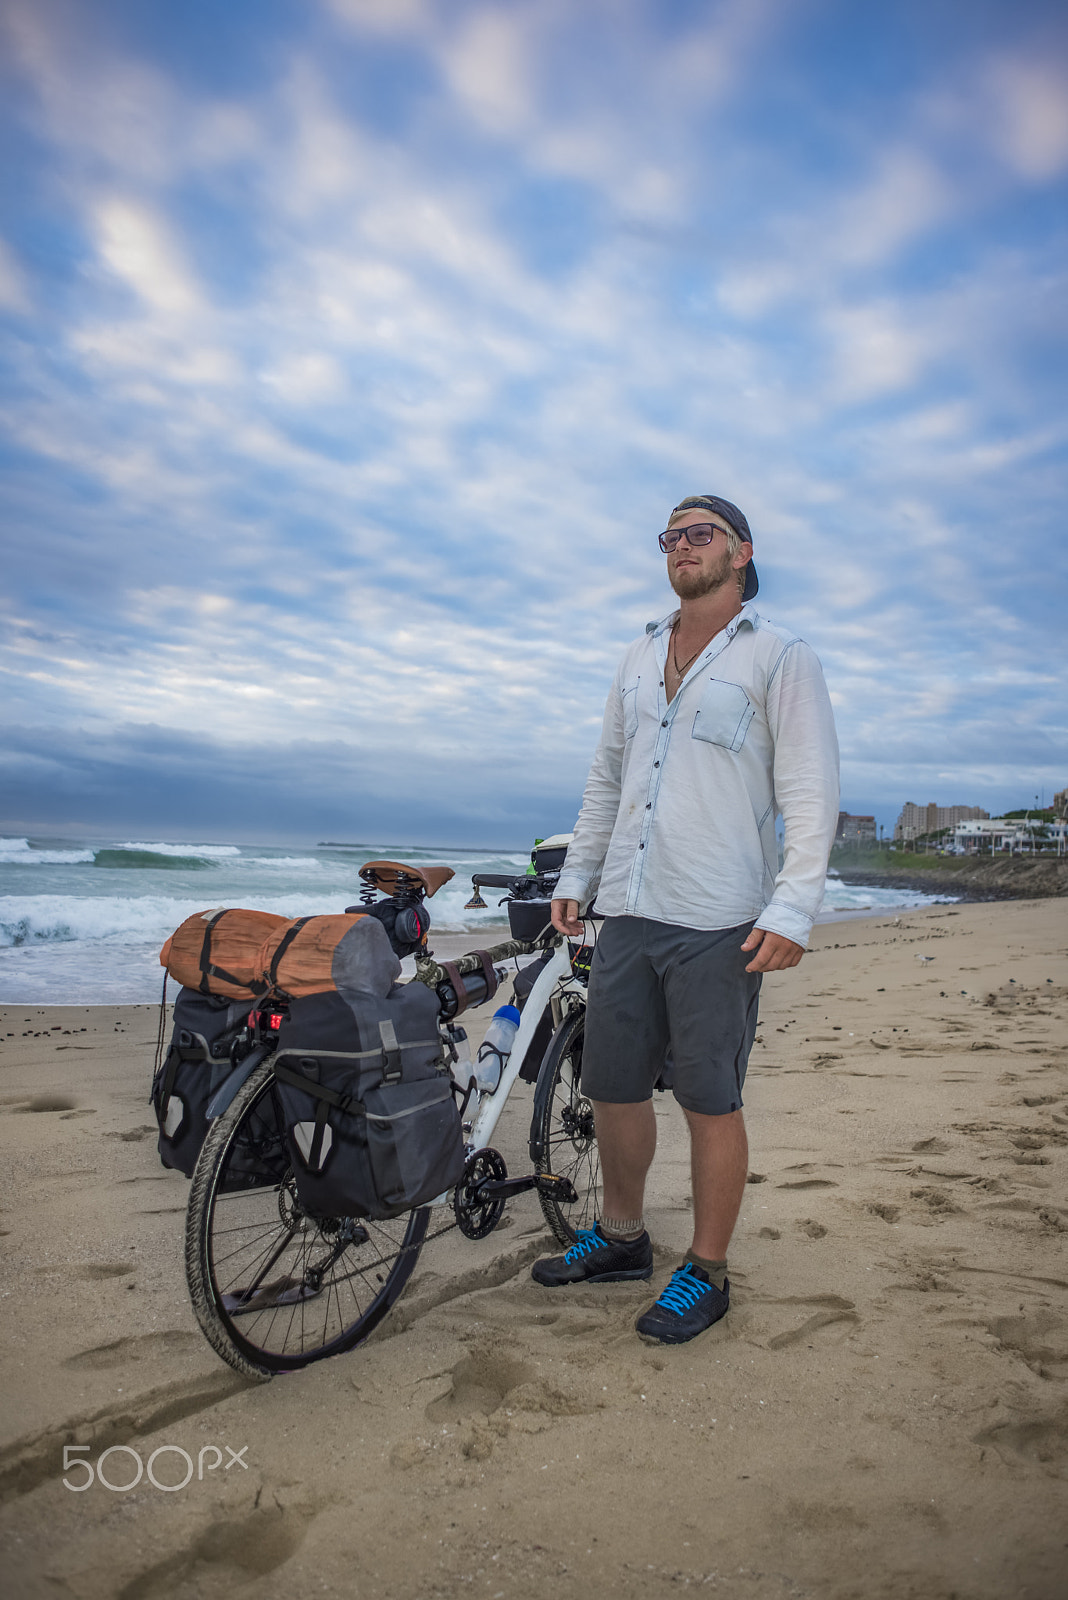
534, 1173, 579, 1204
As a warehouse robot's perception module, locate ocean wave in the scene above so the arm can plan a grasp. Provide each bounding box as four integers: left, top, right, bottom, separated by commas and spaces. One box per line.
93, 849, 219, 871
0, 839, 96, 866
0, 893, 352, 949
114, 841, 242, 858
248, 857, 323, 868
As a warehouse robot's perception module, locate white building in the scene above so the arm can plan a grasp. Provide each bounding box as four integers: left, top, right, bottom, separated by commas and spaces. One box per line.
953, 818, 1068, 854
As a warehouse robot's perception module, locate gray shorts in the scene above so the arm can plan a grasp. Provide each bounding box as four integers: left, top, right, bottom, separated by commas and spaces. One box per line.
580, 915, 761, 1117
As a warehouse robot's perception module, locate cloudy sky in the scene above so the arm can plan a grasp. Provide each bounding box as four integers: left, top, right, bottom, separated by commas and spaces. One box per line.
1, 0, 1065, 847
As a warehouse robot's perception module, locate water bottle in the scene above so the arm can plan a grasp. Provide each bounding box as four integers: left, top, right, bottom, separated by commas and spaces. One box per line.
474, 1005, 520, 1093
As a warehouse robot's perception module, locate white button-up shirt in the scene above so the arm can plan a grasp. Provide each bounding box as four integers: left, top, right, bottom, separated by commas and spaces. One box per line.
554, 603, 840, 947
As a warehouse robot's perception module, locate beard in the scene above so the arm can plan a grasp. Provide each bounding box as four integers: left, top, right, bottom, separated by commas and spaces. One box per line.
668, 546, 736, 600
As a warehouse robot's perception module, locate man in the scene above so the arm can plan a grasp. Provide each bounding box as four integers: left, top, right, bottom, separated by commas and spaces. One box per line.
532, 494, 839, 1344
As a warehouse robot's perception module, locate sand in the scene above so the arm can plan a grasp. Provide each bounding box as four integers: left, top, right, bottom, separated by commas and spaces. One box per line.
0, 899, 1066, 1600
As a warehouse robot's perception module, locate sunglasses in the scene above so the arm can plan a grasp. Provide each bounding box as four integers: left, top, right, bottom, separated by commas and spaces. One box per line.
658, 522, 727, 553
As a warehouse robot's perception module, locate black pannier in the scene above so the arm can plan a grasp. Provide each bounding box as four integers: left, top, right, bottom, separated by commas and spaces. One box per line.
153, 988, 251, 1176
272, 982, 465, 1220
512, 950, 555, 1082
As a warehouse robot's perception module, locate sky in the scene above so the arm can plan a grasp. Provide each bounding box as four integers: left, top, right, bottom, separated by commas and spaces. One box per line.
0, 0, 1065, 847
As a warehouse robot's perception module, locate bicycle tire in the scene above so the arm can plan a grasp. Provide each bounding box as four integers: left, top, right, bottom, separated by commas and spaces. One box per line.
534, 1005, 601, 1246
185, 1060, 429, 1379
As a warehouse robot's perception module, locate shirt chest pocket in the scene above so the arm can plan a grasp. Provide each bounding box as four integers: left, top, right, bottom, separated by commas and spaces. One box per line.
691, 679, 755, 752
621, 678, 640, 741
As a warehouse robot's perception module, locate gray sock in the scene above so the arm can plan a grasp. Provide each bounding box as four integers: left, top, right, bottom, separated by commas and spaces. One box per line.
600, 1216, 646, 1242
685, 1250, 728, 1290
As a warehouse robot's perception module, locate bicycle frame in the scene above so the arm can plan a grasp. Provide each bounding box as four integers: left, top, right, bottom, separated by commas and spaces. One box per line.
404, 936, 591, 1211
463, 942, 575, 1151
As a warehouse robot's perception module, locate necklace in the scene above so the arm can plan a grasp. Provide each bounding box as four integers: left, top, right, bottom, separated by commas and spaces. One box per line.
671, 621, 705, 680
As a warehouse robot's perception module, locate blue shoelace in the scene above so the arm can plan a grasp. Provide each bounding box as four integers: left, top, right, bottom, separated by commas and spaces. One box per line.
563, 1226, 608, 1263
653, 1263, 712, 1316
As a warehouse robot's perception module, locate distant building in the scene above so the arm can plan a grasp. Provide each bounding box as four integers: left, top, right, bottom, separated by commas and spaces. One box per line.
955, 818, 1068, 854
1054, 788, 1067, 821
836, 812, 877, 845
894, 801, 989, 842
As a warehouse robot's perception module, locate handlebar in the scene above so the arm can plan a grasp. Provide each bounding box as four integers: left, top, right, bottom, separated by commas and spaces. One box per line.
414, 932, 558, 990
414, 931, 562, 1018
469, 873, 525, 889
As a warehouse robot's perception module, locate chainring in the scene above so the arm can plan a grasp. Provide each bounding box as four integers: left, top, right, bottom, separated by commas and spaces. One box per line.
453, 1147, 508, 1239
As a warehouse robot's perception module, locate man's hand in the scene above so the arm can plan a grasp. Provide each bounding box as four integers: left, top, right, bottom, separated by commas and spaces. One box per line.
551, 899, 584, 938
742, 926, 805, 973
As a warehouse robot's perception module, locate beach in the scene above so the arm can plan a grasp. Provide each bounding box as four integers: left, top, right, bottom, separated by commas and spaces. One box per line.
1, 897, 1066, 1599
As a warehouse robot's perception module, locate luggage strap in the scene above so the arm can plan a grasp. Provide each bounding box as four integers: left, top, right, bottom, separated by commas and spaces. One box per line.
439, 951, 497, 1018
272, 1025, 443, 1103
265, 916, 314, 992
153, 1038, 234, 1114
197, 910, 269, 998
273, 1048, 447, 1172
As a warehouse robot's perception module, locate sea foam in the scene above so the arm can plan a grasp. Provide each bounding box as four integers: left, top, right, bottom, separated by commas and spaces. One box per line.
0, 838, 96, 866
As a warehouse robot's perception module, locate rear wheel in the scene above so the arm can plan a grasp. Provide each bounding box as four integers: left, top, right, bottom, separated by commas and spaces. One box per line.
534, 1006, 601, 1246
185, 1061, 428, 1379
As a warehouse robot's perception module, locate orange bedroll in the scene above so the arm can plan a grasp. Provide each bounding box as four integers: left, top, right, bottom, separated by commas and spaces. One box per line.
257, 913, 401, 1000
160, 909, 288, 1000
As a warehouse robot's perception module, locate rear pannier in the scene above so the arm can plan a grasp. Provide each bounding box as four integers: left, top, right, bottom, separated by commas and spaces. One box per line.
272, 983, 465, 1220
152, 988, 252, 1175
160, 909, 287, 1001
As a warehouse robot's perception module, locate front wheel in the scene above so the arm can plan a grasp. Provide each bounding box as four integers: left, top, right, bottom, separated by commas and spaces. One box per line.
533, 1005, 601, 1246
185, 1061, 428, 1379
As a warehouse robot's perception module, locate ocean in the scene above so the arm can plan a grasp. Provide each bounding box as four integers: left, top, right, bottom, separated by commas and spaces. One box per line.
0, 835, 957, 1004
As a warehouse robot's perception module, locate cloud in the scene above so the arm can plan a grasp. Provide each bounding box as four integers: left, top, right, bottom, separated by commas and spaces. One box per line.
323, 0, 434, 37
93, 198, 203, 315
0, 237, 31, 312
0, 0, 1064, 841
439, 7, 537, 137
985, 55, 1068, 183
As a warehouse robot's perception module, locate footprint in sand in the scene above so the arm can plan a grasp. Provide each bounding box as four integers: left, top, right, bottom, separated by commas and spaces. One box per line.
75, 1262, 137, 1281
868, 1202, 900, 1223
988, 1309, 1068, 1377
909, 1186, 963, 1217
114, 1506, 316, 1599
767, 1298, 859, 1350
423, 1345, 601, 1461
63, 1330, 203, 1369
8, 1094, 79, 1114
797, 1220, 827, 1239
425, 1349, 536, 1424
974, 1404, 1068, 1470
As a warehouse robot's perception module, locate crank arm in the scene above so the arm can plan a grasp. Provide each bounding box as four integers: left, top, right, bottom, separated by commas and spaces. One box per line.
472, 1172, 579, 1205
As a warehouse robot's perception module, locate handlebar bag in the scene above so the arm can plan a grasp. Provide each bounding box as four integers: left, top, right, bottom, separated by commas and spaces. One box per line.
257, 913, 402, 1000
272, 982, 464, 1220
160, 909, 287, 1001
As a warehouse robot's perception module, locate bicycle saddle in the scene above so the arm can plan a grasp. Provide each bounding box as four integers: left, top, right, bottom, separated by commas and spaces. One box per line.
359, 860, 455, 898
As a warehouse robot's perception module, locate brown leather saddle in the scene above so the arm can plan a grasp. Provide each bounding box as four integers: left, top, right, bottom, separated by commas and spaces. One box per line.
358, 859, 455, 898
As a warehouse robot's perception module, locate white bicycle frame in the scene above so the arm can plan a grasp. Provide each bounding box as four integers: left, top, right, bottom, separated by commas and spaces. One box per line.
425, 938, 589, 1205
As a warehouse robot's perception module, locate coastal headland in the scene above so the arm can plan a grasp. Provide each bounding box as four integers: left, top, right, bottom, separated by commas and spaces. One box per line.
1, 897, 1066, 1599
831, 850, 1068, 901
